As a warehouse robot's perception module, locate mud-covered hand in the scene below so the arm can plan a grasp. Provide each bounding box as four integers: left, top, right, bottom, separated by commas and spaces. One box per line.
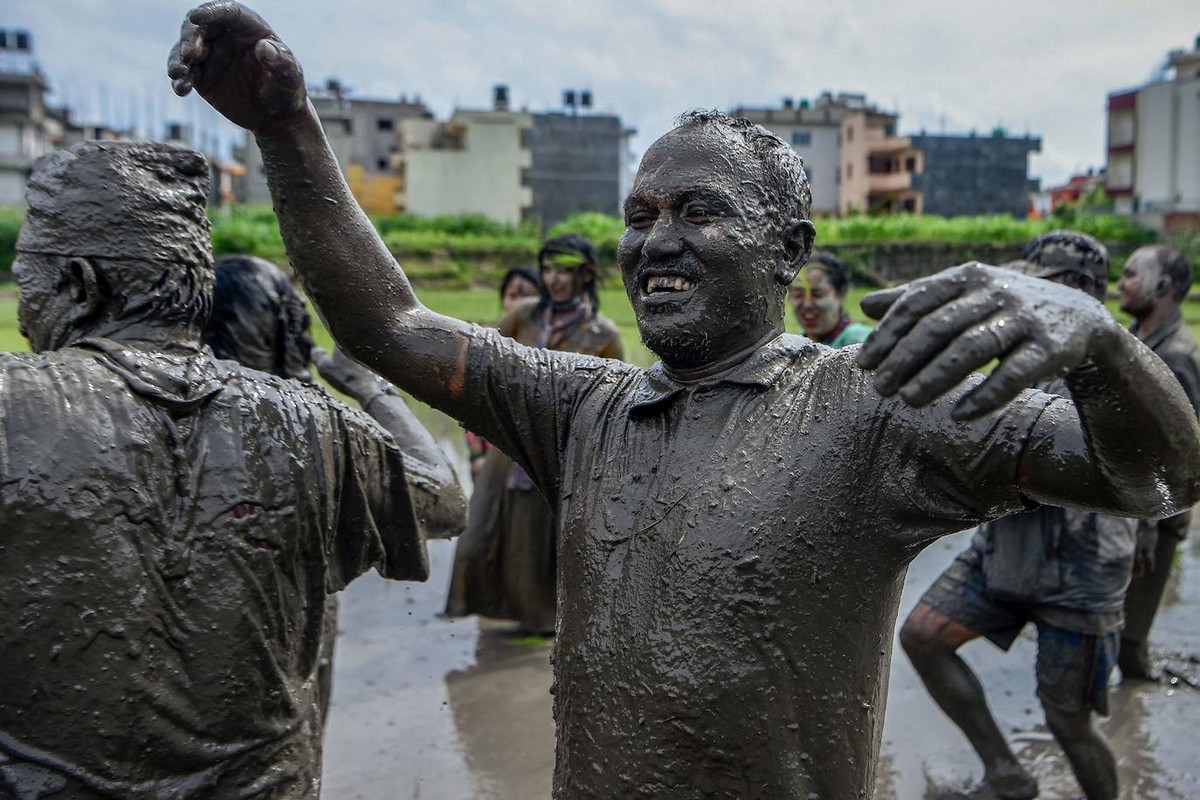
168, 1, 306, 135
313, 346, 392, 405
856, 262, 1120, 420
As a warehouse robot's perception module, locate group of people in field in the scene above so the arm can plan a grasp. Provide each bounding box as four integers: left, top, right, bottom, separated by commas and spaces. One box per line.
1, 3, 1198, 799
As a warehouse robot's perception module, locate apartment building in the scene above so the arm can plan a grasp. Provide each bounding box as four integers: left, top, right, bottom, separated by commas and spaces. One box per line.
910, 132, 1040, 218
0, 30, 57, 205
733, 93, 1039, 218
1106, 36, 1200, 233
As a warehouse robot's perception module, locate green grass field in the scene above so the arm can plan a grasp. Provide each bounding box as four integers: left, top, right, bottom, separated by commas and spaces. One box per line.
7, 283, 1198, 365
0, 285, 879, 367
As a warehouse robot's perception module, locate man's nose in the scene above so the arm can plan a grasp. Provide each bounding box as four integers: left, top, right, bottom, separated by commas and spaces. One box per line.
643, 215, 685, 260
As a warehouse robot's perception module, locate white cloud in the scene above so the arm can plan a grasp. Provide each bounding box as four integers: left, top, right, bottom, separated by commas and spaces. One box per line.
7, 0, 1197, 186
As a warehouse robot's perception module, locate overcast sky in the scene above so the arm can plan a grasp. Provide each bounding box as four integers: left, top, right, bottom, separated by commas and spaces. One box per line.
9, 1, 1197, 188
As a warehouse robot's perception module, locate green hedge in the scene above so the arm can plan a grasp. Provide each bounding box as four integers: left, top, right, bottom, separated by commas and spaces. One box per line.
0, 205, 1174, 288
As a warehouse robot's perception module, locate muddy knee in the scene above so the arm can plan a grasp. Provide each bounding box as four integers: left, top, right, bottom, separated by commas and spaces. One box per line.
901, 603, 971, 661
1041, 705, 1092, 744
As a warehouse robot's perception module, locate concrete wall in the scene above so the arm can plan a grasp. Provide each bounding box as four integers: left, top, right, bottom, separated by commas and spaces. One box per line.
0, 169, 22, 205
523, 113, 624, 226
1135, 82, 1175, 212
1176, 70, 1200, 212
909, 134, 1040, 217
405, 111, 532, 225
824, 240, 1137, 286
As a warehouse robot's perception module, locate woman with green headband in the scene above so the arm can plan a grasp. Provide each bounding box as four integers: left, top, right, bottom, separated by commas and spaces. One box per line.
447, 235, 623, 635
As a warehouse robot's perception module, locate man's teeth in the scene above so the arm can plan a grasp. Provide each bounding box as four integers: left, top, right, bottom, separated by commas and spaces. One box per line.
646, 275, 696, 293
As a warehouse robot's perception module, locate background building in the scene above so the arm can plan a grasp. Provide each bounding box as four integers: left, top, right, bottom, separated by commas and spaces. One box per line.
403, 105, 533, 225
909, 131, 1041, 218
524, 108, 628, 226
734, 93, 1036, 218
733, 92, 924, 216
236, 83, 631, 225
0, 30, 57, 205
1106, 35, 1200, 233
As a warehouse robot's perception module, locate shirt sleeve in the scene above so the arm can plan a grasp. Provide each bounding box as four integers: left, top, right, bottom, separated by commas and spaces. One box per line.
325, 403, 430, 589
838, 356, 1057, 545
1159, 348, 1200, 416
456, 326, 614, 502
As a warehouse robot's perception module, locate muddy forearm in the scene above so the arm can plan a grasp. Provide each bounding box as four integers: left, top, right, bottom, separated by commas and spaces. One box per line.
1029, 327, 1200, 517
259, 104, 417, 334
362, 389, 458, 487
359, 389, 466, 537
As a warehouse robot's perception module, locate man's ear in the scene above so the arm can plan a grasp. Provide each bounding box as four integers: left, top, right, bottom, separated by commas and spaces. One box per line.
775, 219, 816, 286
1154, 272, 1173, 300
65, 257, 105, 321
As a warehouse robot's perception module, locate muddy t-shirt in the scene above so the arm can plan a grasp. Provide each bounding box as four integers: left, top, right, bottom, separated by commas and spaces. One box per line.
1137, 317, 1200, 541
0, 341, 427, 799
461, 330, 1057, 799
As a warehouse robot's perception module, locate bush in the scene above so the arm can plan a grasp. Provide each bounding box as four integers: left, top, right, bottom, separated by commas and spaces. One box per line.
0, 203, 1165, 288
0, 207, 21, 278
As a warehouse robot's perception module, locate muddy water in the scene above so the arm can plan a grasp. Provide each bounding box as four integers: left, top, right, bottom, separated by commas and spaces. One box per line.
321, 429, 1200, 799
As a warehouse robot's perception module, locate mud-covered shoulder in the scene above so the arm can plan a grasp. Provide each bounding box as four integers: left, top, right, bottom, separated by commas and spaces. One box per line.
219, 360, 401, 444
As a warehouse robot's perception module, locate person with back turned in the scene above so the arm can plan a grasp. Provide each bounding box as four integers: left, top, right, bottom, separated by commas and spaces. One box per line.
0, 142, 434, 798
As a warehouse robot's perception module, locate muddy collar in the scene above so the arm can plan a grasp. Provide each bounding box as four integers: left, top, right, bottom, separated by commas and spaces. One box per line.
629, 334, 801, 414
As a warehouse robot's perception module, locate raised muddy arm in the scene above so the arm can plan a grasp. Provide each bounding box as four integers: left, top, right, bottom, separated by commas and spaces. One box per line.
169, 1, 477, 414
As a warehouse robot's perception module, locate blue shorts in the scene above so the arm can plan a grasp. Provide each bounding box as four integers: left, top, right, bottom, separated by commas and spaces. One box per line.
921, 554, 1119, 715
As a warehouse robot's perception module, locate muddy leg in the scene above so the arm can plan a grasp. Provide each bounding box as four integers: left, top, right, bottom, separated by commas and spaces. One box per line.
900, 603, 1037, 800
1120, 534, 1179, 680
1042, 706, 1117, 800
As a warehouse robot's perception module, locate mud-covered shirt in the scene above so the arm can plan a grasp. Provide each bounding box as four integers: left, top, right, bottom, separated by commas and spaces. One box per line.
460, 330, 1057, 799
970, 378, 1137, 627
1137, 315, 1200, 541
0, 340, 427, 800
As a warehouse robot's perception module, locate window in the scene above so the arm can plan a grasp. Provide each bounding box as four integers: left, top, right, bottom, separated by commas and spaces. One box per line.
846, 126, 854, 143
791, 130, 812, 147
905, 157, 916, 173
377, 118, 394, 131
377, 158, 389, 171
846, 163, 853, 179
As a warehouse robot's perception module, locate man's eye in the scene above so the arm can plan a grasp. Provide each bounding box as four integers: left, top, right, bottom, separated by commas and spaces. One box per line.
627, 211, 655, 230
683, 206, 712, 221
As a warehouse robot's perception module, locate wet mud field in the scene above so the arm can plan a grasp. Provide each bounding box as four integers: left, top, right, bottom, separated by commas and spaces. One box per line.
322, 478, 1200, 800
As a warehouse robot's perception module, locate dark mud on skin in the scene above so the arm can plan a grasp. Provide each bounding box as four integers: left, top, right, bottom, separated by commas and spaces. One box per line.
323, 444, 1200, 799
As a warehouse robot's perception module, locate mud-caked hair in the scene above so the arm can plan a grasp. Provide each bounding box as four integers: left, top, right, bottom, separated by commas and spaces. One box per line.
1138, 245, 1194, 302
675, 109, 813, 227
1022, 230, 1109, 280
20, 140, 213, 331
203, 255, 313, 381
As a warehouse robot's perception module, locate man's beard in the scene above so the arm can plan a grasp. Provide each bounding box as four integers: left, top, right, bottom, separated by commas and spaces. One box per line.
640, 323, 718, 369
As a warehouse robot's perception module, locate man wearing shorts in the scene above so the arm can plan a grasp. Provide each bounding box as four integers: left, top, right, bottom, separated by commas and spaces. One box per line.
900, 232, 1135, 800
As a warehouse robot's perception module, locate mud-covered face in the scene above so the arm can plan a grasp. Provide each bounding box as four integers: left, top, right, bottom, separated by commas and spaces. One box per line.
619, 127, 788, 369
789, 266, 843, 340
13, 250, 76, 353
502, 274, 539, 313
1118, 250, 1163, 317
540, 253, 592, 306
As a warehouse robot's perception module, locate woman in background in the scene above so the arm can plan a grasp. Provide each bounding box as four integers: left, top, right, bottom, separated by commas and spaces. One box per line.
447, 236, 622, 635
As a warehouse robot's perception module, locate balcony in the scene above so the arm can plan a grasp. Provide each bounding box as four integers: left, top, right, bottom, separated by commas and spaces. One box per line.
867, 171, 914, 193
